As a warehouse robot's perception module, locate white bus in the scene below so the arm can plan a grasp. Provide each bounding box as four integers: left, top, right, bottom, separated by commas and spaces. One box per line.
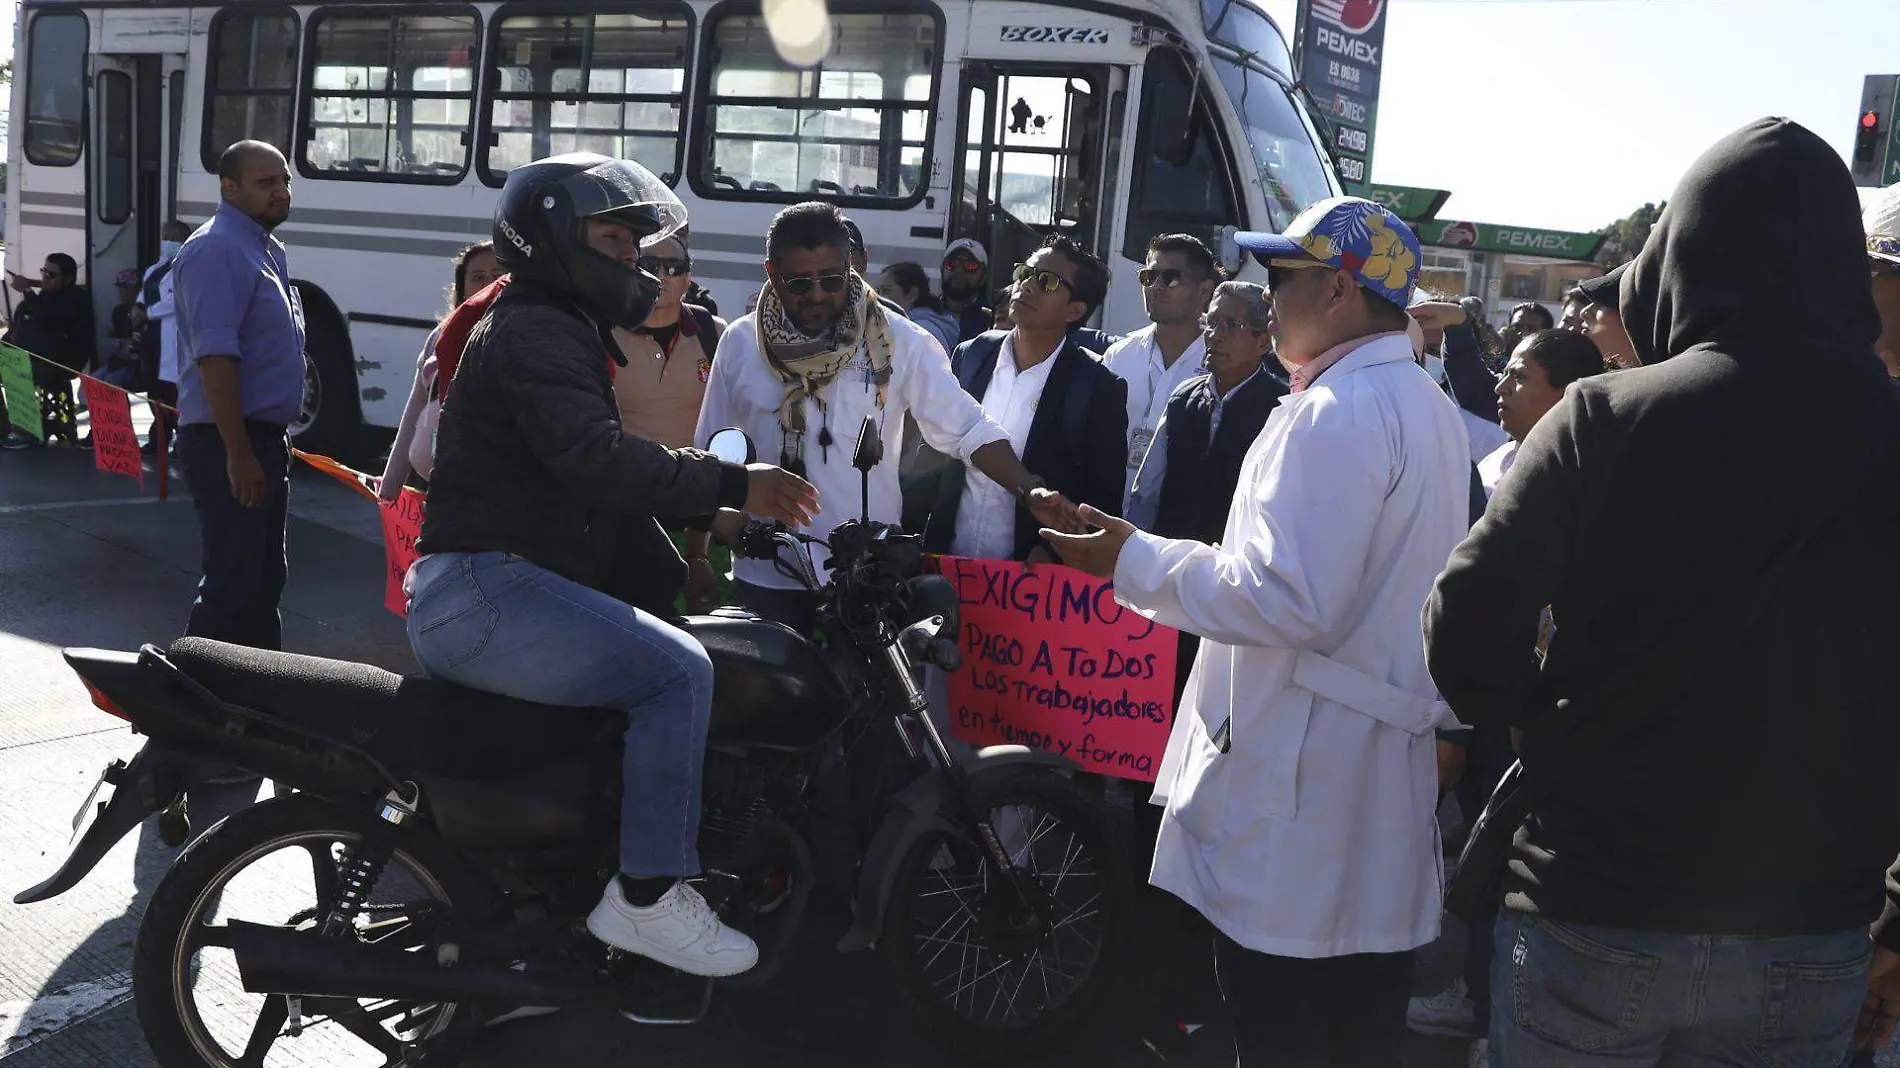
7, 0, 1340, 457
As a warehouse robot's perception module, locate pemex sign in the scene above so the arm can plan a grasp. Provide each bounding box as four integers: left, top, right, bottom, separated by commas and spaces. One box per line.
1413, 219, 1606, 262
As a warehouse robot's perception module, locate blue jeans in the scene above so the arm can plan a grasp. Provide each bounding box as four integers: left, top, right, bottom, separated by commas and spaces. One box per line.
405, 552, 712, 877
182, 421, 290, 650
1492, 911, 1873, 1068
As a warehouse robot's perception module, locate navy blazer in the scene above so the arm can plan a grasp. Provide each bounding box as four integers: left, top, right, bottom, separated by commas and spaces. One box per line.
920, 330, 1128, 559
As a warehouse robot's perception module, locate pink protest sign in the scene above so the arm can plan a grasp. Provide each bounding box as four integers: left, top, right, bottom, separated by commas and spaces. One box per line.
937, 556, 1176, 781
378, 489, 425, 617
79, 378, 143, 488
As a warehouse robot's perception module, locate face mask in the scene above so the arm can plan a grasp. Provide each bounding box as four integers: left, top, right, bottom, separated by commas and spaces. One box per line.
161, 240, 184, 260
1422, 353, 1447, 385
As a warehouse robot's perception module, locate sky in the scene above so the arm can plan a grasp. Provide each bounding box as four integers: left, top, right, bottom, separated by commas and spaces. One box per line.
1261, 0, 1900, 233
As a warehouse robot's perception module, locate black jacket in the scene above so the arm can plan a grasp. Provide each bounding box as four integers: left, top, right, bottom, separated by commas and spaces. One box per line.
6, 284, 95, 386
921, 330, 1127, 559
1425, 118, 1900, 942
416, 284, 748, 616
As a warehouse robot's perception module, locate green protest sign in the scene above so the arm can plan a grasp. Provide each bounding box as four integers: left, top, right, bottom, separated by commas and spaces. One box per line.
0, 343, 44, 441
1413, 219, 1607, 262
1367, 184, 1451, 223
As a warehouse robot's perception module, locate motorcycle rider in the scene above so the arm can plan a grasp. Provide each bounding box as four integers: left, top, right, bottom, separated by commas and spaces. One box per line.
406, 153, 818, 978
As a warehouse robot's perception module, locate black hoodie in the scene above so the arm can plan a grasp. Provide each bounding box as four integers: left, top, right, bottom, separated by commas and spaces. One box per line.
1424, 118, 1900, 940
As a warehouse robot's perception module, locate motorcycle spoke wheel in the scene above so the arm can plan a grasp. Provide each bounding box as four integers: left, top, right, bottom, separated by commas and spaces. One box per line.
134, 797, 472, 1068
881, 772, 1131, 1058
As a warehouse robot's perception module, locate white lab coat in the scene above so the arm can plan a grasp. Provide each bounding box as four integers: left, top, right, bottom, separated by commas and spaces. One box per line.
1114, 333, 1470, 958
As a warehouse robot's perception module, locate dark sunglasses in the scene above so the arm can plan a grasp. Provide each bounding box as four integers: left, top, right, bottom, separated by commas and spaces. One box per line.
1012, 263, 1071, 294
943, 258, 984, 275
638, 256, 691, 278
39, 266, 57, 277
1138, 266, 1197, 289
778, 272, 850, 296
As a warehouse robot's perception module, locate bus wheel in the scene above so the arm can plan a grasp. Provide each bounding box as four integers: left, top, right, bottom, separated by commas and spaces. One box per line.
292, 304, 360, 460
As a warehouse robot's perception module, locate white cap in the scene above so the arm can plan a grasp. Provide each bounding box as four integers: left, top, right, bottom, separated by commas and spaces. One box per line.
1864, 184, 1900, 265
943, 238, 988, 268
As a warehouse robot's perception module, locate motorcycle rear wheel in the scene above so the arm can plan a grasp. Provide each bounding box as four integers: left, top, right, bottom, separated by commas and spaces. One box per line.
133, 794, 480, 1068
880, 769, 1132, 1058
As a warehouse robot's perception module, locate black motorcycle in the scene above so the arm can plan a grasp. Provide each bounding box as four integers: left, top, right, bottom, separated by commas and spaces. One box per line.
15, 420, 1131, 1067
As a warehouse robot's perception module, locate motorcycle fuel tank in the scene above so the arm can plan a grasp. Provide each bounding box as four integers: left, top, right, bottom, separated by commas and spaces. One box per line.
685, 612, 851, 751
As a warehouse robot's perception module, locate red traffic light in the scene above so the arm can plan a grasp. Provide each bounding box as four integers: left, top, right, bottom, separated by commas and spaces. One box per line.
1864, 110, 1881, 129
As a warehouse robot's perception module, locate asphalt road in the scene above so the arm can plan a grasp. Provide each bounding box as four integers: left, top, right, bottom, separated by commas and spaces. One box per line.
0, 419, 1511, 1068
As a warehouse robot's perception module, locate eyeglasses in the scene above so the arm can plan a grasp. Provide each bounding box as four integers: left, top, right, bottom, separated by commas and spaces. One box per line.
1872, 261, 1900, 280
1011, 263, 1072, 294
638, 256, 692, 278
39, 267, 57, 277
778, 272, 850, 296
1138, 266, 1198, 289
1265, 257, 1331, 292
943, 257, 984, 275
1199, 314, 1256, 336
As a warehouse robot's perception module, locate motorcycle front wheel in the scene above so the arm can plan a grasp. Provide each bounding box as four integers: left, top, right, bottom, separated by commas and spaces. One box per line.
880, 768, 1132, 1058
132, 794, 479, 1068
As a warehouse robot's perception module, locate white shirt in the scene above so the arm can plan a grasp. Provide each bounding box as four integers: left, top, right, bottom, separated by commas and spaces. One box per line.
1459, 407, 1510, 465
1102, 325, 1207, 506
1115, 334, 1469, 958
1477, 439, 1519, 500
141, 259, 182, 383
951, 335, 1059, 560
696, 311, 1008, 590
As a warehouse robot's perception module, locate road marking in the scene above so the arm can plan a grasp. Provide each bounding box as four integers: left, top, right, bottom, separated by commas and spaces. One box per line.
0, 497, 162, 517
0, 971, 134, 1057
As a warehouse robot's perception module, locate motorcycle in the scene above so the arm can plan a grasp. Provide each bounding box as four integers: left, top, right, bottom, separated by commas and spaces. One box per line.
14, 418, 1132, 1067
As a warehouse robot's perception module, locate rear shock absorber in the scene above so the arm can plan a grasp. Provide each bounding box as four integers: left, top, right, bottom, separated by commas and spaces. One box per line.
321, 785, 419, 935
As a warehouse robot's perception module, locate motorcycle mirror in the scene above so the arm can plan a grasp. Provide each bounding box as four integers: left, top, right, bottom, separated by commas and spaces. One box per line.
707, 427, 755, 466
850, 416, 881, 473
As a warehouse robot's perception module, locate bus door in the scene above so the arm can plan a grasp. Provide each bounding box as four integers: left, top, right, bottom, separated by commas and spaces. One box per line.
951, 62, 1127, 309
87, 45, 188, 356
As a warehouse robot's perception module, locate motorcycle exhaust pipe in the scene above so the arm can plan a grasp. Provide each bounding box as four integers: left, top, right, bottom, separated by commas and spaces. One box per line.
228, 921, 609, 1008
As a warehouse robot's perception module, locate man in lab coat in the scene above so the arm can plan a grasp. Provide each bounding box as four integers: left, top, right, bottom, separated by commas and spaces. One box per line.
1045, 197, 1470, 1068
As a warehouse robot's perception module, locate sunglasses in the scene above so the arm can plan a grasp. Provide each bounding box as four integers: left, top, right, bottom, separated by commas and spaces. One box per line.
1199, 314, 1255, 336
1011, 263, 1072, 294
1138, 266, 1198, 289
39, 267, 57, 277
638, 256, 691, 278
1265, 257, 1331, 292
778, 271, 850, 296
943, 258, 984, 275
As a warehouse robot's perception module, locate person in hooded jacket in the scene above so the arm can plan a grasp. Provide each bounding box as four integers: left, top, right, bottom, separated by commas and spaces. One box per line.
405, 153, 818, 979
1425, 118, 1900, 1065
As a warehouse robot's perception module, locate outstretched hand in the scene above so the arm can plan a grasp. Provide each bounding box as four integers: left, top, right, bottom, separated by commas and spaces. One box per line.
1039, 504, 1136, 580
1024, 487, 1083, 534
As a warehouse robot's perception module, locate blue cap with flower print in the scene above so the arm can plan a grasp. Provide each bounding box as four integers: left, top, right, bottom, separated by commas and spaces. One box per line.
1235, 196, 1422, 309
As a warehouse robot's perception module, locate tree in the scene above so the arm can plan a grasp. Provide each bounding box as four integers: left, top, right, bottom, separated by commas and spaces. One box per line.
1597, 201, 1665, 265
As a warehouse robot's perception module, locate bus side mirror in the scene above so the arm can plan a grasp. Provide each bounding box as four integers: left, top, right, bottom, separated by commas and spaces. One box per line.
1218, 225, 1243, 278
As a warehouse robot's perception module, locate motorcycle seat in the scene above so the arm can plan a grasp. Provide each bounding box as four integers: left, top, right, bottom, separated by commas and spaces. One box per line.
166, 638, 624, 780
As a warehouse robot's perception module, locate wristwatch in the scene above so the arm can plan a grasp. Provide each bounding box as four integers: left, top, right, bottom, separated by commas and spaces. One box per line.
1013, 475, 1048, 505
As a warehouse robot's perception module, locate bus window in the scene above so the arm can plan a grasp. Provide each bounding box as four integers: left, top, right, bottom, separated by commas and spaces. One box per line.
301, 10, 479, 182
24, 11, 88, 167
1122, 51, 1239, 259
697, 10, 938, 203
204, 7, 299, 168
97, 70, 133, 222
481, 8, 691, 187
1210, 56, 1336, 229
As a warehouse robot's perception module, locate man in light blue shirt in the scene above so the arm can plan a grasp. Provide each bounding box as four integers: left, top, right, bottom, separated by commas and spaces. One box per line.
173, 140, 305, 650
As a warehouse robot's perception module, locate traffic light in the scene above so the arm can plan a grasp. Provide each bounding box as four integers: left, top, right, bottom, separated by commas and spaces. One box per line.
1853, 75, 1899, 187
1858, 110, 1882, 164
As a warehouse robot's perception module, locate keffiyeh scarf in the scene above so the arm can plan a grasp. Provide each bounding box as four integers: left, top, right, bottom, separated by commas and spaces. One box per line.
756, 272, 893, 467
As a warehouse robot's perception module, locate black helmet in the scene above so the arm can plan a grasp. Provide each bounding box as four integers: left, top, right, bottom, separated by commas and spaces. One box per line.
491, 153, 686, 330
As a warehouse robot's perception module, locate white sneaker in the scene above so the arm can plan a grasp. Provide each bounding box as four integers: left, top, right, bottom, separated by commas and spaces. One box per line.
1406, 977, 1475, 1037
586, 879, 759, 978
